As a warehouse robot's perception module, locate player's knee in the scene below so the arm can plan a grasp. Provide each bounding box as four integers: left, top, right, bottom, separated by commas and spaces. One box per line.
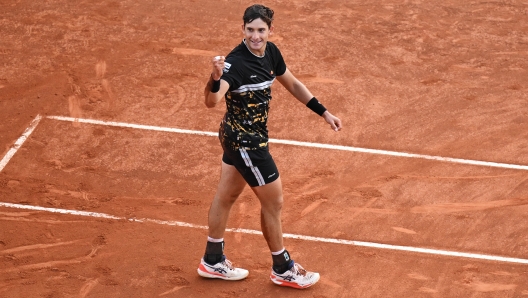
214, 190, 241, 206
261, 196, 283, 213
224, 193, 241, 205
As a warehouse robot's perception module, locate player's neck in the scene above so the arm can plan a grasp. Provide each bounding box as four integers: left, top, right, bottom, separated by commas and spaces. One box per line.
243, 39, 266, 58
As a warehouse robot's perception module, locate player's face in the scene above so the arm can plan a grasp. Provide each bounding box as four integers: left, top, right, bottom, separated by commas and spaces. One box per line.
242, 18, 273, 56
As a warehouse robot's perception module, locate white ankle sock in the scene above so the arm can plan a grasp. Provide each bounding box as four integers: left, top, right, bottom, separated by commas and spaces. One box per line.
207, 236, 224, 243
271, 248, 285, 255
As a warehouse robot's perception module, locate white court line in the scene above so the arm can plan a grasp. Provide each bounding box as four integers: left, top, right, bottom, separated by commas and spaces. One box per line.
47, 115, 217, 137
1, 202, 527, 265
0, 115, 43, 172
46, 115, 528, 171
1, 118, 524, 264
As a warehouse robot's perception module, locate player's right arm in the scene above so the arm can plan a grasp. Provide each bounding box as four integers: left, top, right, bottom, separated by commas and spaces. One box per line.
204, 56, 230, 108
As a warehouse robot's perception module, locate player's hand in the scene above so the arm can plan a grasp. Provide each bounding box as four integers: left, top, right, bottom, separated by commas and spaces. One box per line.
322, 111, 342, 132
211, 56, 225, 81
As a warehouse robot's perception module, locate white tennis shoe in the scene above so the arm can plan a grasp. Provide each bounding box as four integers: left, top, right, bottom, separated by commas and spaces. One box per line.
197, 257, 249, 281
270, 262, 320, 289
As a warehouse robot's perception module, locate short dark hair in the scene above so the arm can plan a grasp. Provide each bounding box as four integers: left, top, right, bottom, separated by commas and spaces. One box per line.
243, 4, 274, 28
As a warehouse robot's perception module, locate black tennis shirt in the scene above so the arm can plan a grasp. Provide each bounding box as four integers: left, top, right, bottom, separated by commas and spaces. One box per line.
219, 39, 287, 151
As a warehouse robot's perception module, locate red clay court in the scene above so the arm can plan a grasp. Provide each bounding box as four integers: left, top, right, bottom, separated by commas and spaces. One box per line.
1, 0, 528, 297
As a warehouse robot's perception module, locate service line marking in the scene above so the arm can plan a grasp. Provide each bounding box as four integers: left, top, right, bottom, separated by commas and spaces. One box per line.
46, 115, 528, 171
0, 115, 43, 172
1, 202, 527, 265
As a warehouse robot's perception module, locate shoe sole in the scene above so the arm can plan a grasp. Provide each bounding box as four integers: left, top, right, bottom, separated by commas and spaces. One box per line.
197, 265, 249, 281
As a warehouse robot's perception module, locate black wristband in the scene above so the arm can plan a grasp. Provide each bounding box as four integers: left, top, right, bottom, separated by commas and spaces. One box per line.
306, 97, 327, 116
211, 76, 220, 93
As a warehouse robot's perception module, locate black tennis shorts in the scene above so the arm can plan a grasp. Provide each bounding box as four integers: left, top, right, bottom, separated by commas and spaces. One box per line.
222, 146, 280, 187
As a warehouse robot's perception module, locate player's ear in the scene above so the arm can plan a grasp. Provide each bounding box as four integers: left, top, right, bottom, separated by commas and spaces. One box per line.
269, 25, 274, 35
241, 24, 245, 34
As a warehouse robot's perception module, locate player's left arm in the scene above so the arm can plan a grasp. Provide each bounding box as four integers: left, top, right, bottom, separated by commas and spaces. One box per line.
277, 68, 342, 131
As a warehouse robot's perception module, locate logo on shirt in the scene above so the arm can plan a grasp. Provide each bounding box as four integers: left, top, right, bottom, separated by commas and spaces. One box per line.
223, 62, 232, 73
250, 75, 257, 78
268, 173, 276, 179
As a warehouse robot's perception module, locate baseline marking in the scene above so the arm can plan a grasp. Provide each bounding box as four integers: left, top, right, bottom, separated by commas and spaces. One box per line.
1, 202, 527, 265
47, 115, 217, 137
46, 115, 528, 171
0, 115, 43, 172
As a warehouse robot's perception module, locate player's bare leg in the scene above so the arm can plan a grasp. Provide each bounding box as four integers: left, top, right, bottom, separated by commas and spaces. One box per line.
251, 178, 284, 252
198, 161, 248, 280
252, 177, 320, 289
207, 161, 246, 239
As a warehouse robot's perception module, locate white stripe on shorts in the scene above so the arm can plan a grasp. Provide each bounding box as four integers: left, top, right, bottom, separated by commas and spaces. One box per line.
239, 148, 265, 186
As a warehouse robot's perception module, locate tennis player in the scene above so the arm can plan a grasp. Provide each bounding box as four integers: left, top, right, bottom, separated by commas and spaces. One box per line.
197, 4, 342, 289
